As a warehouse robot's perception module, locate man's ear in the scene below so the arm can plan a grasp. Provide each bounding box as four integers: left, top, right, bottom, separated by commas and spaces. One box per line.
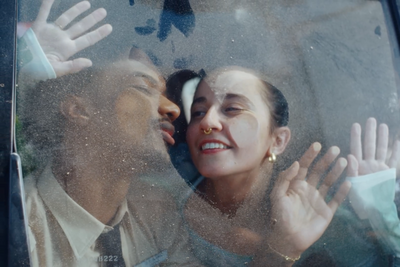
60, 95, 90, 126
269, 126, 291, 156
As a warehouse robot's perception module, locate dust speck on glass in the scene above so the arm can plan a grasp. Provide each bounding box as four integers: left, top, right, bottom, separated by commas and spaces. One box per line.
12, 0, 400, 266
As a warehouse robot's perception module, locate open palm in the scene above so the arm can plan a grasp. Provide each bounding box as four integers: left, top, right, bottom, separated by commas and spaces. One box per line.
347, 117, 400, 176
31, 0, 112, 77
269, 143, 351, 258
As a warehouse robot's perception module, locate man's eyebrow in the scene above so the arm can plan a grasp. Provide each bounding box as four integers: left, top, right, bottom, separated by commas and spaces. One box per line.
192, 96, 207, 105
131, 71, 159, 85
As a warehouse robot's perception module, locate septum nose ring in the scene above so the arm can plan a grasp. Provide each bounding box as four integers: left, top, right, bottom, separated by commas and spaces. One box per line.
203, 128, 212, 135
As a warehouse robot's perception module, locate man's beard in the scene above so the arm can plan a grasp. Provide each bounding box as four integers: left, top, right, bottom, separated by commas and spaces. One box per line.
129, 119, 175, 175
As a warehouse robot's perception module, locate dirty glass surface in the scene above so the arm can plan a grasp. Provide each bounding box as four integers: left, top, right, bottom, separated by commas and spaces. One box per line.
14, 0, 400, 266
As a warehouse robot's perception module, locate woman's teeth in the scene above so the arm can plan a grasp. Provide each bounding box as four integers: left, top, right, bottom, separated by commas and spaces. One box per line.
201, 143, 228, 150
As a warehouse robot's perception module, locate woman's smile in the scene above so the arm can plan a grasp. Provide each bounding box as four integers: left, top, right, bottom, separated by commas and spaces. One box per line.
199, 139, 232, 154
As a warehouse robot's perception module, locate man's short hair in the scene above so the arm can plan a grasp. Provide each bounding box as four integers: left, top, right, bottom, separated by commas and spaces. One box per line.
18, 68, 100, 168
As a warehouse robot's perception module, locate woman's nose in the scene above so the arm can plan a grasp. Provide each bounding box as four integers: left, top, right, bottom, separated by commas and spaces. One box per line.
158, 95, 180, 122
199, 107, 223, 132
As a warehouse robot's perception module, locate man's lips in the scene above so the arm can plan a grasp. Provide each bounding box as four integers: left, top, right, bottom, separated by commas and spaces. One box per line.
161, 131, 175, 145
159, 121, 175, 145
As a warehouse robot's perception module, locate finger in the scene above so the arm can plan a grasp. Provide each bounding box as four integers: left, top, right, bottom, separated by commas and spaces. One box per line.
295, 142, 321, 180
364, 117, 377, 160
54, 1, 91, 30
53, 58, 92, 77
319, 157, 347, 198
74, 24, 113, 52
35, 0, 55, 23
271, 161, 300, 198
346, 154, 359, 177
67, 8, 107, 39
307, 146, 340, 187
388, 140, 400, 169
328, 181, 351, 212
350, 123, 362, 161
376, 124, 389, 161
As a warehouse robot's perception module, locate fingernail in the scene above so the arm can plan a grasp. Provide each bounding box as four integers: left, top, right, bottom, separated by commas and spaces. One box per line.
353, 124, 361, 134
339, 158, 347, 167
331, 146, 340, 156
313, 142, 321, 151
367, 117, 376, 126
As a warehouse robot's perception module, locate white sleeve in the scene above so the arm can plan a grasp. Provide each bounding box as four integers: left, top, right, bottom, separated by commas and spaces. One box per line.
346, 169, 400, 257
18, 28, 56, 81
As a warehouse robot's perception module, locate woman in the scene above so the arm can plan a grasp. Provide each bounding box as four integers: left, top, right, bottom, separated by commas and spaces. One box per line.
180, 66, 352, 266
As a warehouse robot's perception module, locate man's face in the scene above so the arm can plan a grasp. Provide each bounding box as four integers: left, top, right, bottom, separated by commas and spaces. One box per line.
88, 59, 180, 164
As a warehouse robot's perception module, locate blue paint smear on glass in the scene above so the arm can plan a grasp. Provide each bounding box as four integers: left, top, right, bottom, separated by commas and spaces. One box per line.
135, 26, 156, 35
173, 56, 193, 69
157, 0, 195, 42
146, 50, 163, 66
135, 19, 157, 36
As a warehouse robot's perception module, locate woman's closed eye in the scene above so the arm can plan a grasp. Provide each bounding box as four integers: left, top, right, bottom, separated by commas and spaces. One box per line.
191, 110, 207, 118
224, 105, 245, 114
225, 107, 242, 111
191, 105, 245, 118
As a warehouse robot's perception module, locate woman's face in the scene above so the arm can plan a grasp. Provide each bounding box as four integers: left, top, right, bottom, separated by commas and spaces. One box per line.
186, 70, 274, 179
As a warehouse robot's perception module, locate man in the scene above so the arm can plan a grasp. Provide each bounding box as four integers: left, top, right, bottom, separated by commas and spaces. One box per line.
20, 47, 200, 266
17, 2, 198, 266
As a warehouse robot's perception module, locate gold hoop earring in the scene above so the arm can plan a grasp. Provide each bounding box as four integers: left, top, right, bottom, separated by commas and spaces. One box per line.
203, 128, 212, 135
268, 153, 276, 163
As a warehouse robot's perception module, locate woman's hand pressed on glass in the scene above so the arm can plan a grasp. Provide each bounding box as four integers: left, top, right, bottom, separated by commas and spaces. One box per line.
268, 143, 351, 259
347, 117, 400, 177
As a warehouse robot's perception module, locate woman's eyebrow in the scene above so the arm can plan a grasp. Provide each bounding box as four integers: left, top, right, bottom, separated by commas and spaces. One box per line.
192, 96, 207, 105
224, 93, 253, 106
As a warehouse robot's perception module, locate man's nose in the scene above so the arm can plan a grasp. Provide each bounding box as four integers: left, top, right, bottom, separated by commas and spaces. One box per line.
158, 95, 180, 122
199, 107, 223, 132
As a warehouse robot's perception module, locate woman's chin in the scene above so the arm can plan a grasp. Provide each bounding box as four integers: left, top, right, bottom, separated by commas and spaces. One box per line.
198, 167, 229, 179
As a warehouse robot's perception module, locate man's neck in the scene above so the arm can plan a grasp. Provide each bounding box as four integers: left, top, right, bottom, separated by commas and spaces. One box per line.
53, 152, 133, 225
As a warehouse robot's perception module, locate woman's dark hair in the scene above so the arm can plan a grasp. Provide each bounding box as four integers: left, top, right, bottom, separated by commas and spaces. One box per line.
166, 69, 201, 144
260, 80, 289, 132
